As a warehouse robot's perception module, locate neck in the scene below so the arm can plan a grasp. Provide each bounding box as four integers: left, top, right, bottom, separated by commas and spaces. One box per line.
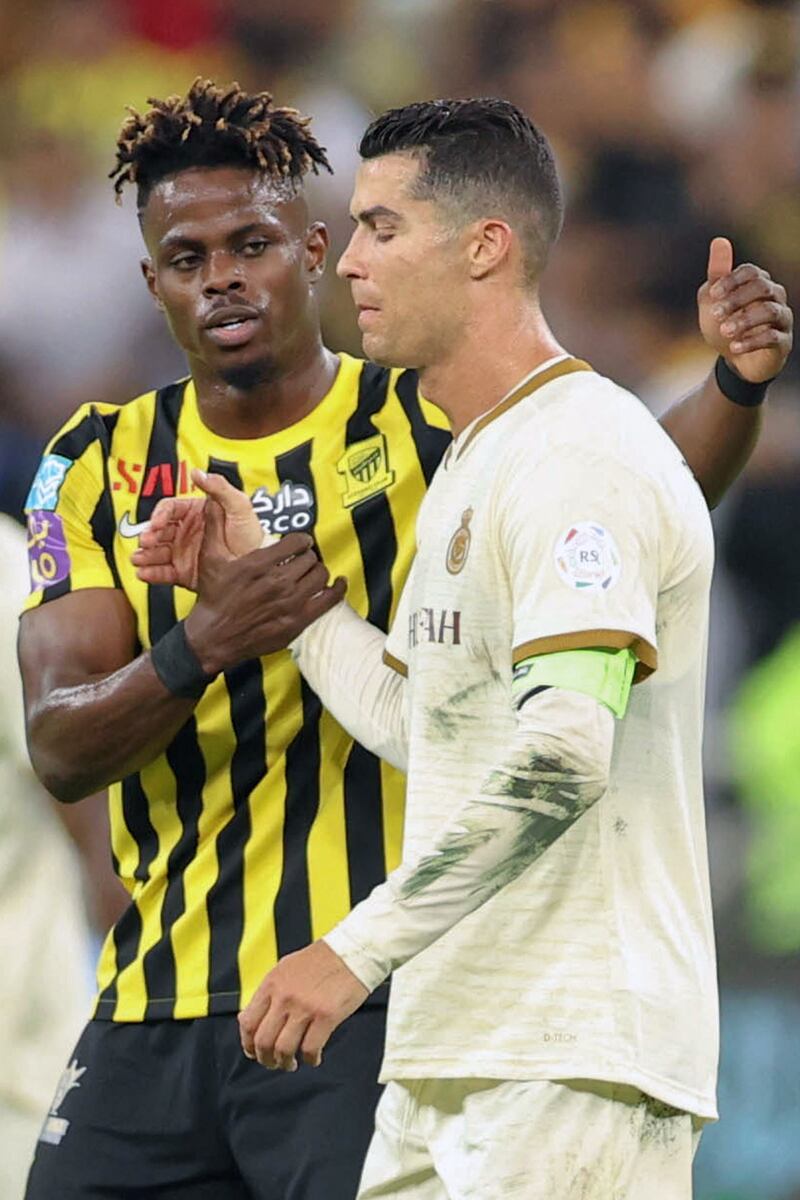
418, 292, 565, 438
190, 336, 339, 440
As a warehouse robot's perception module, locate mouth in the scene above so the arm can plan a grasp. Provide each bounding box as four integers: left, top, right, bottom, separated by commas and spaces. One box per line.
203, 305, 262, 349
356, 304, 381, 331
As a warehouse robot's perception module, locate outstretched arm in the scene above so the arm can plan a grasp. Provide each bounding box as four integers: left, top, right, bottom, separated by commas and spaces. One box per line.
238, 685, 614, 1069
657, 238, 793, 507
291, 603, 408, 772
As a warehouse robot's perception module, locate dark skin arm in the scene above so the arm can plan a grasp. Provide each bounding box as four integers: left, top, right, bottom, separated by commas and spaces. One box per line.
19, 520, 345, 802
658, 238, 792, 507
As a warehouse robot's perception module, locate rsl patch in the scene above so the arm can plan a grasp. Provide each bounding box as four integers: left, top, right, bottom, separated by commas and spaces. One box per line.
27, 511, 71, 591
25, 453, 73, 511
336, 434, 395, 508
554, 521, 621, 592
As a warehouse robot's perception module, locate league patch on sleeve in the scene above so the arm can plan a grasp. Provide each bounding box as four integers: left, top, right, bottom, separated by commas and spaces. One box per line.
27, 510, 71, 591
554, 522, 621, 592
25, 453, 74, 511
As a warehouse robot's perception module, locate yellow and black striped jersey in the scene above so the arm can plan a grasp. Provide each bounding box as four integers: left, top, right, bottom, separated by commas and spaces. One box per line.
23, 353, 451, 1021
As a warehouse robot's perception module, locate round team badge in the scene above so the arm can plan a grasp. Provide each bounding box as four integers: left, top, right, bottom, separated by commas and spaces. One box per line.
446, 507, 474, 574
554, 521, 621, 592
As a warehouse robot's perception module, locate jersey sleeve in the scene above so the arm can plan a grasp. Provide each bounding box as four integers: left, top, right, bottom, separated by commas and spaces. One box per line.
497, 446, 661, 679
383, 560, 415, 677
22, 405, 119, 612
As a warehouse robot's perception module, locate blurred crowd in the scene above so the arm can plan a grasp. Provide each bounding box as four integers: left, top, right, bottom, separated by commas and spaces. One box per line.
0, 2, 797, 1197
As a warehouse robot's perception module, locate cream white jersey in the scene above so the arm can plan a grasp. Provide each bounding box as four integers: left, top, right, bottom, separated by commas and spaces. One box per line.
380, 355, 718, 1119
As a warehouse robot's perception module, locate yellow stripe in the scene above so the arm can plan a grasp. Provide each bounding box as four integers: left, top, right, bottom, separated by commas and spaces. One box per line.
307, 708, 352, 941
381, 757, 406, 874
457, 358, 592, 460
113, 758, 183, 1020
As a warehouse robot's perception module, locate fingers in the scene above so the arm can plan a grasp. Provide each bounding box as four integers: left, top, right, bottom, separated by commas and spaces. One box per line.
299, 576, 348, 622
300, 1015, 337, 1068
725, 322, 789, 356
718, 301, 792, 353
131, 544, 175, 569
149, 497, 202, 533
708, 264, 783, 311
192, 469, 253, 517
133, 564, 181, 586
706, 236, 733, 284
198, 498, 233, 566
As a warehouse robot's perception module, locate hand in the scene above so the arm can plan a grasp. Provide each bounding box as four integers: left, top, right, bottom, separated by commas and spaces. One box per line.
183, 514, 347, 674
238, 941, 369, 1071
698, 237, 793, 383
132, 470, 265, 591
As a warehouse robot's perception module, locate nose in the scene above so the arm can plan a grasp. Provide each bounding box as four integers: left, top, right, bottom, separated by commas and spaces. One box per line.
203, 250, 245, 297
336, 230, 366, 281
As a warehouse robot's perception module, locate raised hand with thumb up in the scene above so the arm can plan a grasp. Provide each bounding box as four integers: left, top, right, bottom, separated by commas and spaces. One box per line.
697, 236, 793, 383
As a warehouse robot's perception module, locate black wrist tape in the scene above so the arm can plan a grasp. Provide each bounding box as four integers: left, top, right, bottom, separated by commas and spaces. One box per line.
150, 620, 217, 700
715, 356, 772, 408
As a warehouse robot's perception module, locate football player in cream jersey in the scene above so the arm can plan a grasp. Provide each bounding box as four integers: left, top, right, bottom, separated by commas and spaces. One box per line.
136, 99, 792, 1198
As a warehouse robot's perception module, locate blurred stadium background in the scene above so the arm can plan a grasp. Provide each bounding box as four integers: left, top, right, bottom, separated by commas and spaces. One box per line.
0, 2, 797, 1197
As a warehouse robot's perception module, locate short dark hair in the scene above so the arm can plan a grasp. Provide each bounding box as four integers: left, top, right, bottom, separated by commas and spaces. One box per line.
111, 77, 332, 212
360, 98, 563, 282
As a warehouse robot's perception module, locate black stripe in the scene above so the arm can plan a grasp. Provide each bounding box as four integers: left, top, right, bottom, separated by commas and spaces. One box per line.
41, 408, 116, 603
395, 368, 451, 485
89, 409, 122, 588
340, 363, 398, 909
204, 458, 266, 1009
95, 774, 159, 1016
345, 364, 398, 632
515, 684, 552, 710
272, 441, 320, 958
51, 412, 102, 461
122, 382, 206, 1019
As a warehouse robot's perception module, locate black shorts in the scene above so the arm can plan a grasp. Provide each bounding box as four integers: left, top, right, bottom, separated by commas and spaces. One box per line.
25, 1005, 386, 1199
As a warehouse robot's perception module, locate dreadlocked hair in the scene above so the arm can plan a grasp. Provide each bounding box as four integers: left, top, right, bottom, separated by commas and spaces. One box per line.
111, 78, 332, 209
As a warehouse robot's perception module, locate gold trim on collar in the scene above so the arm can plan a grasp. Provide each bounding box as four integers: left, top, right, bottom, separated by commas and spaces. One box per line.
456, 357, 593, 461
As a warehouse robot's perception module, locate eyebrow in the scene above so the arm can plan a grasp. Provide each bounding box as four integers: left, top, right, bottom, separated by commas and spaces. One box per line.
160, 220, 277, 251
352, 204, 403, 225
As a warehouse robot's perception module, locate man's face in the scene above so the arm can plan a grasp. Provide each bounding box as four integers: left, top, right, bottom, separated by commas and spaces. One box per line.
141, 166, 327, 387
337, 153, 467, 369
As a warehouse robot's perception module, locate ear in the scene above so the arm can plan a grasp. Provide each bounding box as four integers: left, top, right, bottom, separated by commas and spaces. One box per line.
141, 258, 165, 310
305, 221, 330, 284
468, 219, 514, 281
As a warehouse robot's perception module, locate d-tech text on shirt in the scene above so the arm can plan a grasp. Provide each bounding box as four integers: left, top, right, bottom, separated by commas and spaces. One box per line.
408, 608, 462, 647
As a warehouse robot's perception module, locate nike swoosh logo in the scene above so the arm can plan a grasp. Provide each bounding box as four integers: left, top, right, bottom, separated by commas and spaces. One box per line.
118, 512, 151, 538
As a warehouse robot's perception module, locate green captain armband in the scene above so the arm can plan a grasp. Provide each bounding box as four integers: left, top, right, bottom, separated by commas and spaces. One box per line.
511, 646, 637, 719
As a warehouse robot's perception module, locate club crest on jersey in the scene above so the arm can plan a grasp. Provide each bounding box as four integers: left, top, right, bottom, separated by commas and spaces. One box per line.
554, 522, 621, 592
39, 1058, 87, 1146
445, 507, 473, 575
25, 454, 73, 511
336, 434, 395, 508
251, 480, 316, 535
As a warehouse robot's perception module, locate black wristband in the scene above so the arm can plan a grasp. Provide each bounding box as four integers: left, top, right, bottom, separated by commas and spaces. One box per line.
150, 620, 218, 700
714, 356, 772, 408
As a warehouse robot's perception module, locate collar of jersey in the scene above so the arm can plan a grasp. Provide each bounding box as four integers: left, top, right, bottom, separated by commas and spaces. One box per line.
180, 352, 362, 458
446, 354, 593, 467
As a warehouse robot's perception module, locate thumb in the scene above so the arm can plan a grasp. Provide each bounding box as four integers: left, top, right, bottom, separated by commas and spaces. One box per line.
192, 469, 251, 518
198, 497, 229, 571
707, 236, 733, 284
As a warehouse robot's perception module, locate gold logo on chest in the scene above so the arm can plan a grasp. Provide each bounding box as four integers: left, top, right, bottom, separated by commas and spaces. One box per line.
336, 434, 395, 508
446, 507, 473, 574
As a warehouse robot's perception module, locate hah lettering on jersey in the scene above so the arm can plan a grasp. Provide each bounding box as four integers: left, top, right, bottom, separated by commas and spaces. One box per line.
408, 607, 462, 647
